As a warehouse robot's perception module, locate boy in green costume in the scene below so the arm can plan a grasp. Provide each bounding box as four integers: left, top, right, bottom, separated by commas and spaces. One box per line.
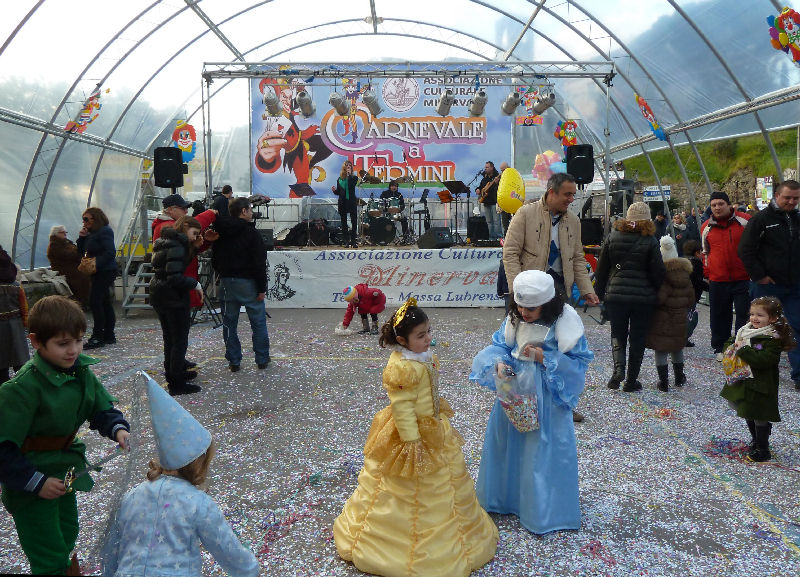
0, 295, 130, 574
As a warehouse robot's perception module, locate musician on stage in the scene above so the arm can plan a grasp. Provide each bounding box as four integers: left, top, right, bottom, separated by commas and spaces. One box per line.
332, 160, 360, 248
477, 161, 502, 240
379, 180, 410, 241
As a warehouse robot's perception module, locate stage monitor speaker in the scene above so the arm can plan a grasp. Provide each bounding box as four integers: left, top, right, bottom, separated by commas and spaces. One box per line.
566, 144, 594, 185
467, 216, 489, 241
153, 147, 185, 188
259, 228, 274, 251
417, 227, 454, 249
580, 218, 604, 246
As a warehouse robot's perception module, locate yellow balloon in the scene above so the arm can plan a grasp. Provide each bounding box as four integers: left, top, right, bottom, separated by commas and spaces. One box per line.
497, 167, 526, 214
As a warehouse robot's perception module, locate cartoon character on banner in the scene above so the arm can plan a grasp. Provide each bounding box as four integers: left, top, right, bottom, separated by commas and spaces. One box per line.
341, 78, 368, 144
255, 74, 333, 198
634, 93, 666, 141
532, 150, 565, 187
65, 87, 108, 134
171, 120, 196, 163
768, 8, 800, 63
553, 120, 578, 156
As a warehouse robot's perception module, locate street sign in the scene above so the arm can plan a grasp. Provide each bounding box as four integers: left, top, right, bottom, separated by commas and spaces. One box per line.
642, 185, 670, 202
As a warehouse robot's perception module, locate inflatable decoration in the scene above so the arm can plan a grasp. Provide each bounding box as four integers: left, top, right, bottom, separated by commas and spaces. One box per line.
65, 87, 108, 134
767, 8, 800, 63
171, 120, 197, 163
634, 93, 666, 141
553, 119, 578, 156
497, 167, 526, 214
531, 150, 562, 186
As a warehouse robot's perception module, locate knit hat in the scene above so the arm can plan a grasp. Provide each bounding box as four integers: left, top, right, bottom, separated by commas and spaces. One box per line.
143, 372, 212, 470
513, 270, 555, 308
343, 286, 357, 302
709, 191, 731, 205
659, 235, 679, 261
0, 248, 18, 283
626, 202, 651, 222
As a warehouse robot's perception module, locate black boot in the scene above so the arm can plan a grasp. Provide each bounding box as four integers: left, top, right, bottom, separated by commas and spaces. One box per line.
607, 338, 625, 390
749, 424, 772, 462
168, 382, 202, 396
622, 349, 644, 392
370, 318, 379, 335
746, 419, 756, 451
673, 362, 686, 387
357, 317, 370, 334
656, 364, 669, 392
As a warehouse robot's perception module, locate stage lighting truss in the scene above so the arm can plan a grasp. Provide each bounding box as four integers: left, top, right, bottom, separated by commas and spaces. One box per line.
362, 87, 382, 116
328, 91, 350, 116
296, 90, 316, 117
468, 89, 487, 117
262, 90, 281, 117
532, 89, 556, 115
436, 89, 455, 117
500, 91, 521, 116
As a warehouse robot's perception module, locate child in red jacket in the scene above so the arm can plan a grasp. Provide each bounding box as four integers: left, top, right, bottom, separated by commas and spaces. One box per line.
337, 284, 386, 335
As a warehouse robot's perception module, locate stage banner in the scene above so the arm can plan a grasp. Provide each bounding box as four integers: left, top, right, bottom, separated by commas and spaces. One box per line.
250, 71, 512, 199
264, 248, 504, 308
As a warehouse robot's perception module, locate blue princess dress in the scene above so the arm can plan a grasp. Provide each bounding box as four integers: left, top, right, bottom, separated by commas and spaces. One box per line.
470, 304, 593, 534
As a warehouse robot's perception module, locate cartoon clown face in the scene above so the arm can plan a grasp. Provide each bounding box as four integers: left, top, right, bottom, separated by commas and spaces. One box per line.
176, 129, 193, 150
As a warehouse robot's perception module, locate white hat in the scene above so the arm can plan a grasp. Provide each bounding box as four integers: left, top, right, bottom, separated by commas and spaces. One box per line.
142, 372, 212, 470
513, 270, 555, 308
626, 201, 651, 222
660, 235, 679, 261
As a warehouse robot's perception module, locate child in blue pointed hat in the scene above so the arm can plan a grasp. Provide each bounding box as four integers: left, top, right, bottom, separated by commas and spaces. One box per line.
102, 373, 258, 577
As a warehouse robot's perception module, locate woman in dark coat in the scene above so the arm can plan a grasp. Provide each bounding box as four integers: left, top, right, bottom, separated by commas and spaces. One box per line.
595, 202, 666, 392
76, 207, 117, 349
645, 236, 696, 391
331, 160, 360, 248
46, 225, 91, 306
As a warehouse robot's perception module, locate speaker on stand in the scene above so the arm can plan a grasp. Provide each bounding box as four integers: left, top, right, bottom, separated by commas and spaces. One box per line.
153, 147, 187, 189
566, 144, 594, 186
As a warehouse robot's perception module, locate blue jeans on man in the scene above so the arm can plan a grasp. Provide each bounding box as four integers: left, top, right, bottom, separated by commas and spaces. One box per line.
481, 203, 503, 240
709, 280, 750, 353
750, 281, 800, 385
220, 277, 270, 367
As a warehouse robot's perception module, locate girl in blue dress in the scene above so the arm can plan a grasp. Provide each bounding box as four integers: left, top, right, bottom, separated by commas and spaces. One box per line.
470, 270, 593, 534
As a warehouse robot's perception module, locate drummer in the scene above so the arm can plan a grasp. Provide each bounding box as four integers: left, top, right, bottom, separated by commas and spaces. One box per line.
379, 180, 410, 239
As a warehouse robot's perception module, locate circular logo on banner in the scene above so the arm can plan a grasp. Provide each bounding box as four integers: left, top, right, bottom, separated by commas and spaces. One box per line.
382, 78, 420, 113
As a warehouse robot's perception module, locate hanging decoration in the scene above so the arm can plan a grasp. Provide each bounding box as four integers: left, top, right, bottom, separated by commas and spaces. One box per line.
514, 86, 544, 126
65, 87, 108, 134
634, 93, 666, 141
171, 120, 197, 163
767, 8, 800, 64
553, 119, 578, 156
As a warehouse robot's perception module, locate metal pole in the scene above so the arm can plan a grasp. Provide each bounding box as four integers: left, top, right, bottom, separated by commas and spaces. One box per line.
602, 76, 612, 238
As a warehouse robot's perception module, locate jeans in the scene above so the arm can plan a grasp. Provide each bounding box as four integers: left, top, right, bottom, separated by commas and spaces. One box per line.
153, 305, 191, 387
709, 280, 750, 352
339, 205, 358, 244
750, 281, 800, 383
481, 203, 503, 240
605, 302, 655, 370
220, 277, 270, 366
89, 269, 116, 339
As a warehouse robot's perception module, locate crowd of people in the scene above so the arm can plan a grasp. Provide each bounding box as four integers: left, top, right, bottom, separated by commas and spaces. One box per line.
0, 174, 798, 576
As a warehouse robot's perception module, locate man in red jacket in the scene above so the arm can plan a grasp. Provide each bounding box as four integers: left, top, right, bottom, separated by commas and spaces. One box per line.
700, 191, 751, 360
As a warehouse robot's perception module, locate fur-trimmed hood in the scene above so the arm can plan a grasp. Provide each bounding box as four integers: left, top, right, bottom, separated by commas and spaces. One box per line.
613, 219, 655, 236
663, 257, 693, 274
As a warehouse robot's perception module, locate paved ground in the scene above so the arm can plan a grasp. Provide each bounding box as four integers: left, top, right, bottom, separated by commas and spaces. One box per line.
2, 303, 800, 576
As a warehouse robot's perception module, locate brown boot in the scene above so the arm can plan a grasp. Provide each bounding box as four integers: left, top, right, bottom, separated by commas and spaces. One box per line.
66, 553, 82, 576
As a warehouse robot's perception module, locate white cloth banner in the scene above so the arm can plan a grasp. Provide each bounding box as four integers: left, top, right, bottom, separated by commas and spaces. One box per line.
264, 248, 504, 308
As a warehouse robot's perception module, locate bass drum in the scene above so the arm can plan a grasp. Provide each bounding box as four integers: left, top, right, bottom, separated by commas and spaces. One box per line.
367, 216, 397, 245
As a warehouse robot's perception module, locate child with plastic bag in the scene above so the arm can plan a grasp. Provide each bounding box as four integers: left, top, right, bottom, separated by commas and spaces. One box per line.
470, 270, 593, 534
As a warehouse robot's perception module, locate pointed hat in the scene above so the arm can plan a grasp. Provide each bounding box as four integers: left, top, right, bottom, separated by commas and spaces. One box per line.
141, 372, 212, 470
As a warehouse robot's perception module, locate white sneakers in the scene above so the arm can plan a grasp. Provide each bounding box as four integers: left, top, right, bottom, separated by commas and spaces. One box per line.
716, 352, 724, 362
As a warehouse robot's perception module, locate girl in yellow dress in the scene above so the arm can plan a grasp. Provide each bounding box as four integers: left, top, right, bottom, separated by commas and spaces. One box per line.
334, 298, 498, 577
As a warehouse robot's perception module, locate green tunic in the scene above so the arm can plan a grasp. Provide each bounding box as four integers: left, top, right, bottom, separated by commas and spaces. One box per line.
719, 336, 782, 422
0, 352, 117, 513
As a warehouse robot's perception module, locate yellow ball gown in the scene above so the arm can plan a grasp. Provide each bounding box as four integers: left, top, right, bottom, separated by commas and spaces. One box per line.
334, 349, 498, 577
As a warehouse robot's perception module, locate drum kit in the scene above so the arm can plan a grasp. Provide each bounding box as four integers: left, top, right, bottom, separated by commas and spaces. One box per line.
361, 196, 408, 245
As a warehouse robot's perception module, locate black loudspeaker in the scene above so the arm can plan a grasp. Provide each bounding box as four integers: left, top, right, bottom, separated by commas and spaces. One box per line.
467, 216, 489, 241
566, 144, 594, 185
610, 179, 636, 216
153, 147, 185, 188
580, 218, 604, 246
259, 228, 274, 251
417, 227, 454, 249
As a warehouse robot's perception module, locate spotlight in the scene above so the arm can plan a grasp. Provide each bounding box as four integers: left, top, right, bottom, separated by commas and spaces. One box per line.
468, 89, 487, 117
328, 92, 350, 116
603, 72, 616, 87
295, 90, 316, 117
436, 89, 454, 117
362, 88, 382, 116
500, 92, 521, 116
532, 91, 555, 115
262, 90, 281, 117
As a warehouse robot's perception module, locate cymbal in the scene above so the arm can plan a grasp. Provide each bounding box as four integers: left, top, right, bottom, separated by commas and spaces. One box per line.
397, 175, 414, 183
358, 169, 382, 185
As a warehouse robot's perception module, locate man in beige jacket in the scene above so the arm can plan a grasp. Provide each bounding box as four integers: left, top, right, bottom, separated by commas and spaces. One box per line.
503, 172, 599, 422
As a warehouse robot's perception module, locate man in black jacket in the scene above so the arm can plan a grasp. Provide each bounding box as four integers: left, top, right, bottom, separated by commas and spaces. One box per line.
211, 197, 270, 372
739, 179, 800, 389
211, 184, 233, 217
